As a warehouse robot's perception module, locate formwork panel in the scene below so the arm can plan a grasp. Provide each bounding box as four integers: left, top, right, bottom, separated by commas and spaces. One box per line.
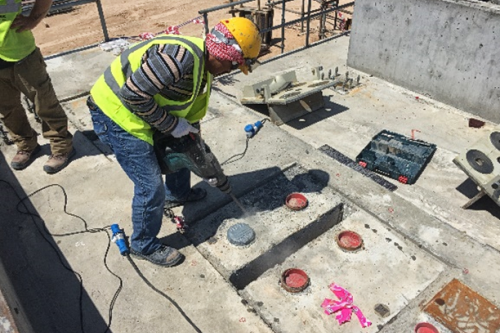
241, 210, 446, 333
186, 164, 350, 289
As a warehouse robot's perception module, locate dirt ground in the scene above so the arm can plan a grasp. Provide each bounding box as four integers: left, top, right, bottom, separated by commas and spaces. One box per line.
32, 0, 353, 59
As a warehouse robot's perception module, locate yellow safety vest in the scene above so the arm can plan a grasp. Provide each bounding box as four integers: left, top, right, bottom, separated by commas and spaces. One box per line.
90, 35, 212, 145
0, 0, 36, 61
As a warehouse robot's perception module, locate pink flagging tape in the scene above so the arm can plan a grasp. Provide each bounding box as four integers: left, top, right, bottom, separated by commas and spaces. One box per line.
321, 283, 372, 328
139, 16, 205, 40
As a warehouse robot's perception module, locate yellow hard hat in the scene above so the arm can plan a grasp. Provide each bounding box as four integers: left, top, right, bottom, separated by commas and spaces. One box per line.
220, 17, 261, 75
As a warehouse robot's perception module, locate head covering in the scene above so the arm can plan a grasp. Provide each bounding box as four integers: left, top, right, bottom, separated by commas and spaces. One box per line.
205, 22, 245, 66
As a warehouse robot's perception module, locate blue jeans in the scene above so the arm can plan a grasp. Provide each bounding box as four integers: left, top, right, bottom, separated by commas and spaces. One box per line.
88, 104, 191, 254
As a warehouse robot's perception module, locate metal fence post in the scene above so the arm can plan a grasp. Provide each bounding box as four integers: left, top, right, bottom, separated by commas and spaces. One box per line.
305, 0, 312, 47
95, 0, 109, 41
281, 0, 285, 53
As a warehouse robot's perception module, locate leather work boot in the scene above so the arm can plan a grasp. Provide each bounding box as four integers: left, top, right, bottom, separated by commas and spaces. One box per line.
10, 145, 41, 170
43, 149, 76, 174
164, 188, 207, 209
130, 245, 184, 267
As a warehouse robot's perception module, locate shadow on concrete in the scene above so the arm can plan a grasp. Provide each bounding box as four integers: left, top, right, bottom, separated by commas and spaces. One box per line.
285, 98, 349, 130
238, 98, 349, 130
0, 152, 111, 333
456, 178, 500, 219
161, 165, 330, 249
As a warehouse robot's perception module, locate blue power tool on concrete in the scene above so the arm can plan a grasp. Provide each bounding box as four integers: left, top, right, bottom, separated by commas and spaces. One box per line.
244, 120, 264, 138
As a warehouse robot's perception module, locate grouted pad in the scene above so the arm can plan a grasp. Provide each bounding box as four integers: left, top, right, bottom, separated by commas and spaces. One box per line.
186, 164, 350, 289
240, 209, 446, 333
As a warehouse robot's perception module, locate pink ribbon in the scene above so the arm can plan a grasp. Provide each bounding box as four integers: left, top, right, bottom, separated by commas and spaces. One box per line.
321, 283, 372, 328
165, 26, 180, 35
139, 32, 156, 40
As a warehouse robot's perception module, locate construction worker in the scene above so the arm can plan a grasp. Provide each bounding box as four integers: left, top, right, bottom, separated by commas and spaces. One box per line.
0, 0, 75, 173
87, 17, 261, 267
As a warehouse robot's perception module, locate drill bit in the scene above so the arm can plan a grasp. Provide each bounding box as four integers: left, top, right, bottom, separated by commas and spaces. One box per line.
230, 192, 247, 214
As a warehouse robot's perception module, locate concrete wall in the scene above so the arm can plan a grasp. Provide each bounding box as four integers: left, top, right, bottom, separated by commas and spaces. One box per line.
347, 0, 500, 123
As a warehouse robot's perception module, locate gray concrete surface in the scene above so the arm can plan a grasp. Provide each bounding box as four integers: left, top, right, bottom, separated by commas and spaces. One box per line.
1, 33, 500, 333
347, 0, 500, 123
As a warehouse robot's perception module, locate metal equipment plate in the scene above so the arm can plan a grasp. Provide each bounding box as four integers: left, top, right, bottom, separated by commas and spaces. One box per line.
466, 149, 494, 174
490, 132, 500, 151
319, 144, 398, 191
424, 279, 500, 333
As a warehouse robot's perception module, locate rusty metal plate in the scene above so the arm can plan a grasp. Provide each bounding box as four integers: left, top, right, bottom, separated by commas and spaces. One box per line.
424, 279, 500, 333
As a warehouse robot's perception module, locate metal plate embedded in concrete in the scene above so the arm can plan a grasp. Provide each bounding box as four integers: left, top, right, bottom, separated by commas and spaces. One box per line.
240, 210, 445, 333
424, 278, 500, 333
186, 164, 346, 290
227, 223, 256, 246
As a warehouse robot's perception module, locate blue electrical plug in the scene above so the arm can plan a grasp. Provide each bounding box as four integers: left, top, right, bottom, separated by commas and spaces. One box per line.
244, 120, 263, 138
111, 224, 130, 256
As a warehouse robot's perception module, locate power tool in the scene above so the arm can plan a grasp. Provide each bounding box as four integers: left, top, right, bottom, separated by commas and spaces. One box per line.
154, 130, 231, 194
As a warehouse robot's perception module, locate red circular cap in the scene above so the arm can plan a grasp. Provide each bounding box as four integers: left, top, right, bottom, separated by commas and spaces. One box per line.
415, 322, 439, 333
285, 193, 308, 210
281, 268, 309, 293
337, 231, 363, 251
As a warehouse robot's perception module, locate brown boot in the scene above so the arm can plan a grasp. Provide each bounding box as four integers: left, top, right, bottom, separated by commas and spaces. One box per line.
43, 148, 76, 174
11, 145, 41, 170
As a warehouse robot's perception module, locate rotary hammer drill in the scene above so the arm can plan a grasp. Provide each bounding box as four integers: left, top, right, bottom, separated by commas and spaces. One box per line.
154, 130, 231, 194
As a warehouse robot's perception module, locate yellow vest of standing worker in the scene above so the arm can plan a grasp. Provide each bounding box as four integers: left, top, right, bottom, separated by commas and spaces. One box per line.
0, 0, 36, 61
90, 35, 212, 145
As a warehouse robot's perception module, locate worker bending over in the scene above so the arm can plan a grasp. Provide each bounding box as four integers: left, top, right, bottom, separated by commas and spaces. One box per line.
88, 17, 261, 267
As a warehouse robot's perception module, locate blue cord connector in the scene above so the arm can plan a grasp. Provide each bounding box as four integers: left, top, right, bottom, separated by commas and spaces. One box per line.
111, 224, 130, 256
244, 120, 264, 138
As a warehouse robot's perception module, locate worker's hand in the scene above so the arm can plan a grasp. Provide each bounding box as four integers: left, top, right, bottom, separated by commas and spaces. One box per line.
171, 118, 199, 138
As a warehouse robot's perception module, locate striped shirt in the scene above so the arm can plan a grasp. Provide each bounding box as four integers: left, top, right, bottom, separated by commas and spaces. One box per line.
119, 43, 207, 134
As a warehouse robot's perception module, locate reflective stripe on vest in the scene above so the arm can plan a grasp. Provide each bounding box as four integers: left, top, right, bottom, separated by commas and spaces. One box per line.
0, 0, 36, 61
90, 36, 211, 145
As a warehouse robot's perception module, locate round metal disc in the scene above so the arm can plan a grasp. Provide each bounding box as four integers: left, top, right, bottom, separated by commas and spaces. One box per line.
466, 149, 494, 174
490, 132, 500, 151
227, 223, 255, 246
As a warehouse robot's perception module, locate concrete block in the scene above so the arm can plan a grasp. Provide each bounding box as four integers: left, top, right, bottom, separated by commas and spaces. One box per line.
241, 210, 446, 333
348, 0, 500, 123
186, 164, 347, 289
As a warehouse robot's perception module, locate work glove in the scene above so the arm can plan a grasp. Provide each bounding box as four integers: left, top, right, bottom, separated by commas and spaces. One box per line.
171, 117, 199, 138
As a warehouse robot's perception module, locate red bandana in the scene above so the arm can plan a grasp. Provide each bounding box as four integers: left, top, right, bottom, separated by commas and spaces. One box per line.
205, 22, 244, 65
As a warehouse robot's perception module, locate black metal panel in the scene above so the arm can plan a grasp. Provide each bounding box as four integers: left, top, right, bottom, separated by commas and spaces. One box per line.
490, 132, 500, 151
466, 149, 494, 174
319, 144, 398, 191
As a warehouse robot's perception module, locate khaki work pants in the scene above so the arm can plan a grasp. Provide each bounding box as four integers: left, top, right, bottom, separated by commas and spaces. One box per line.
0, 47, 72, 155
